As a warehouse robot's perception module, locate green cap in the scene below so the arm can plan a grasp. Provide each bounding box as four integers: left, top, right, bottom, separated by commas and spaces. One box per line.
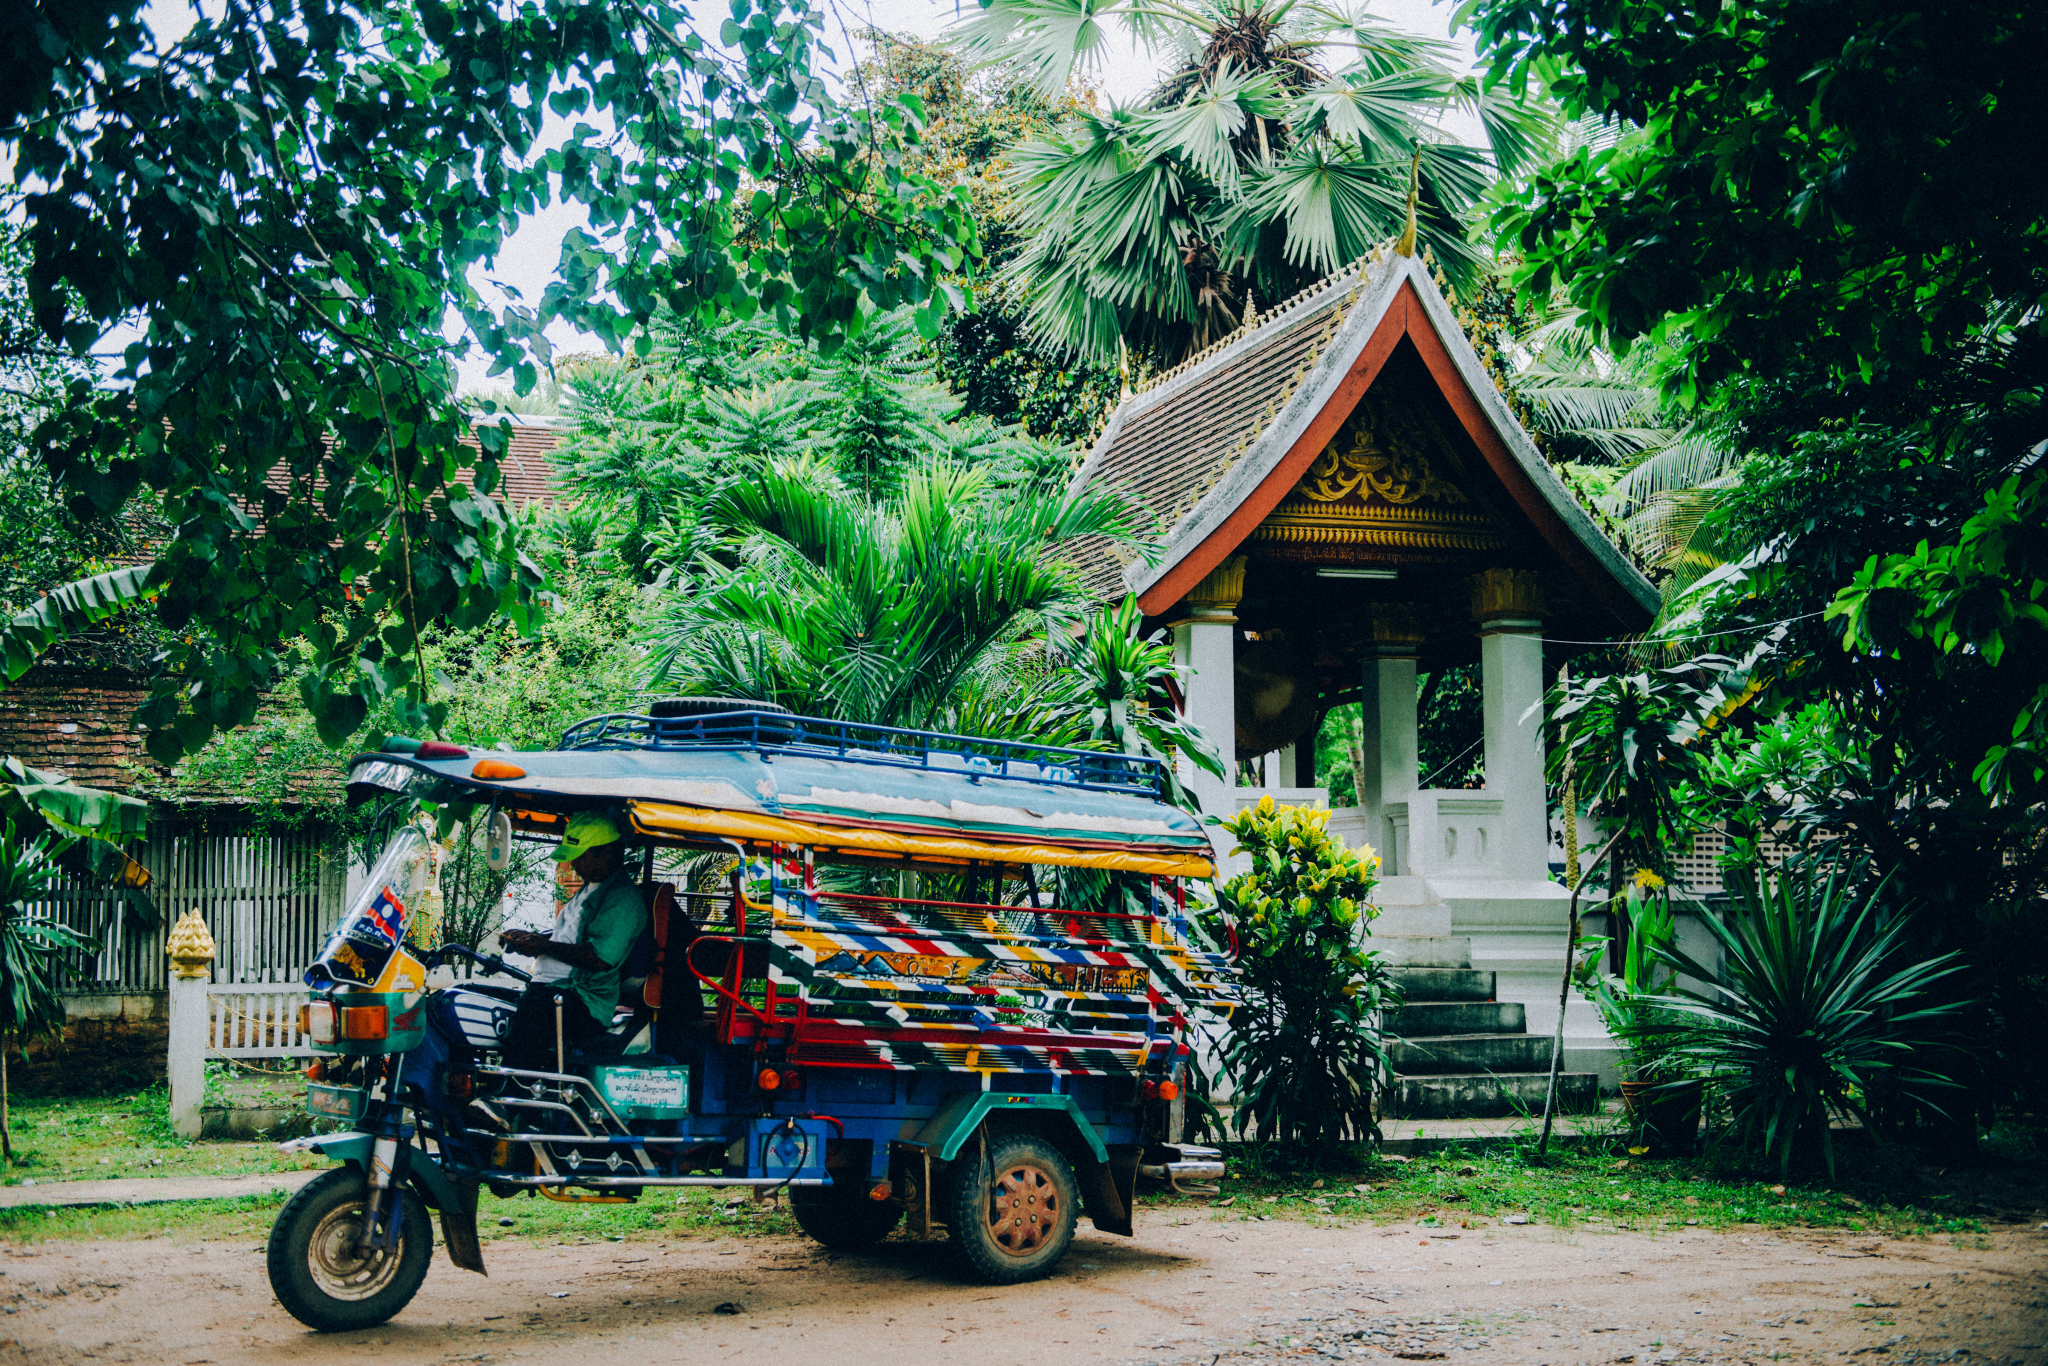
551, 812, 623, 863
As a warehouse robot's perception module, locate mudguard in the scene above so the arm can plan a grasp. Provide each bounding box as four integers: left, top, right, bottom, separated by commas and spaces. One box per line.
913, 1093, 1108, 1163
914, 1093, 1139, 1236
277, 1130, 486, 1275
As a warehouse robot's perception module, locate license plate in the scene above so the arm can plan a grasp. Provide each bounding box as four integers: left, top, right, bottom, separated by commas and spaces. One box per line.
306, 1084, 366, 1121
596, 1066, 689, 1117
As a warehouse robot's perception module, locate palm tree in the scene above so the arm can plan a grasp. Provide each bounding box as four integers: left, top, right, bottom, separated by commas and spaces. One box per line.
646, 458, 1146, 730
954, 0, 1558, 363
1510, 306, 1741, 591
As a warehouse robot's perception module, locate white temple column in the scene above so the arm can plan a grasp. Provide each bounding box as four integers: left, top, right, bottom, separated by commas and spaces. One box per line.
1171, 556, 1245, 825
1472, 569, 1549, 877
1358, 608, 1421, 871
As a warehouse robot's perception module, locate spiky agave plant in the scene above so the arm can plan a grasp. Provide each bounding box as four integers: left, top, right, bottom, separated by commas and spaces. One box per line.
1641, 858, 1969, 1176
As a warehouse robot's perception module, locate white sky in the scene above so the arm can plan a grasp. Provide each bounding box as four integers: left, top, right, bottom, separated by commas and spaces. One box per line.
459, 0, 1482, 393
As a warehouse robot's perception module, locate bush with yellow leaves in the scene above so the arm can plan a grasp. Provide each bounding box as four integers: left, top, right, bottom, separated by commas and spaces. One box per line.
1205, 795, 1401, 1158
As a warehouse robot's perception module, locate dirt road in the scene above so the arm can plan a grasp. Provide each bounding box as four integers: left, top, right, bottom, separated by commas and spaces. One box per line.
1, 1212, 2041, 1366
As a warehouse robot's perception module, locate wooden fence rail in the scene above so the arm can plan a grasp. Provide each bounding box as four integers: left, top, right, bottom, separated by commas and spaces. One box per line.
25, 822, 347, 993
207, 983, 313, 1058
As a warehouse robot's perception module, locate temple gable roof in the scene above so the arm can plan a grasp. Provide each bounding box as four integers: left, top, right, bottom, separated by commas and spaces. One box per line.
1066, 251, 1659, 636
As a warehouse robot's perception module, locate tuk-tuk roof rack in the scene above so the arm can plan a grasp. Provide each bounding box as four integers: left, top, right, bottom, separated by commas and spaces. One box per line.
557, 709, 1170, 800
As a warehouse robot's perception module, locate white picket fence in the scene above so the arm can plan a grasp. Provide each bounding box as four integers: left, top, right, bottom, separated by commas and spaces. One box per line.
207, 983, 315, 1058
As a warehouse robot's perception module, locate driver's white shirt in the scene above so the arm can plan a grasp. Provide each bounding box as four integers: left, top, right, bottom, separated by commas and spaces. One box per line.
526, 886, 589, 986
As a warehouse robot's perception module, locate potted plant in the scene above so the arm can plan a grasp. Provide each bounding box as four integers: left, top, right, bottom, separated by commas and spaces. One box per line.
1573, 879, 1702, 1155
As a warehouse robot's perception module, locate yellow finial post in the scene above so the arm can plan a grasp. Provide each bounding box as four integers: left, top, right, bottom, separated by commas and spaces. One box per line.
1117, 336, 1131, 401
1395, 143, 1422, 258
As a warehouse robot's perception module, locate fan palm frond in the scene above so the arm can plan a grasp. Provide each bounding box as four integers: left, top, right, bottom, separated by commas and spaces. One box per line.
1448, 74, 1564, 178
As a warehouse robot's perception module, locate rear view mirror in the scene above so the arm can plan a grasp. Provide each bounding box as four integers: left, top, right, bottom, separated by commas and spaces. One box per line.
486, 809, 513, 872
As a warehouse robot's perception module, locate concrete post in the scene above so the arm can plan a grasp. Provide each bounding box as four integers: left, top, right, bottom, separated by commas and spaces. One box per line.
1172, 556, 1245, 826
1471, 570, 1549, 877
165, 909, 215, 1140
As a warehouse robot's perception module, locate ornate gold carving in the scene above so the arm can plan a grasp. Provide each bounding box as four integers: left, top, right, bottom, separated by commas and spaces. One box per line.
1372, 605, 1429, 655
166, 909, 215, 980
1468, 567, 1546, 624
1250, 519, 1505, 554
1298, 402, 1467, 507
1249, 398, 1507, 566
1183, 554, 1248, 622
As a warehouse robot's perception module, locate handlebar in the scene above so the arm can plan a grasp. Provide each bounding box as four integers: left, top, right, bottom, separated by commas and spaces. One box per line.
430, 943, 533, 984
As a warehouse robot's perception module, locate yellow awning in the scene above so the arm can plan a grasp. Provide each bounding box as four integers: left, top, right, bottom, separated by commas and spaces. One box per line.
627, 800, 1214, 880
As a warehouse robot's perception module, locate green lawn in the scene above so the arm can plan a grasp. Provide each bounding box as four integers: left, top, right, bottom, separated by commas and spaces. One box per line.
0, 1088, 328, 1185
0, 1088, 2019, 1249
1198, 1141, 1993, 1240
0, 1185, 797, 1247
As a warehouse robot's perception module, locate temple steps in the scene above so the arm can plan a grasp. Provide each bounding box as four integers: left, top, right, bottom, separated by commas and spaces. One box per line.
1378, 952, 1600, 1121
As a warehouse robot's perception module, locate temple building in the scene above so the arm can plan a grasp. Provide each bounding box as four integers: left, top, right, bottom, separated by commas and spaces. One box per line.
1066, 246, 1659, 1117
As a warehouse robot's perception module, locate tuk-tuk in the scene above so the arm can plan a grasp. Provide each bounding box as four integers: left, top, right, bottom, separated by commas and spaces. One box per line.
266, 701, 1237, 1331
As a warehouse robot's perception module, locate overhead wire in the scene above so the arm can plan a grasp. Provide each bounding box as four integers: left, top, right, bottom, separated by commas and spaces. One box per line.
1538, 610, 1828, 650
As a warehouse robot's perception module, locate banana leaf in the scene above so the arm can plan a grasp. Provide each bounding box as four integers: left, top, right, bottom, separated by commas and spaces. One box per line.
0, 757, 156, 926
0, 565, 160, 683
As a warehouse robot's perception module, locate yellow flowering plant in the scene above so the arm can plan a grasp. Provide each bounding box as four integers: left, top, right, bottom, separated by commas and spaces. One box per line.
1203, 796, 1401, 1157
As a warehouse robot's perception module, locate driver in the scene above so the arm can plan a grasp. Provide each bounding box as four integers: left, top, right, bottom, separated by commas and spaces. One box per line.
499, 813, 648, 1070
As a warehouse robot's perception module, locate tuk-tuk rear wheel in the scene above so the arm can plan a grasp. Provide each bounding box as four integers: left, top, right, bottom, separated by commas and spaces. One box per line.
267, 1167, 432, 1332
941, 1133, 1078, 1285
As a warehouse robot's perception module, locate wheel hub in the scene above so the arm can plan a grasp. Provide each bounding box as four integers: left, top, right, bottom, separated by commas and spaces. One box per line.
306, 1201, 404, 1302
986, 1161, 1059, 1256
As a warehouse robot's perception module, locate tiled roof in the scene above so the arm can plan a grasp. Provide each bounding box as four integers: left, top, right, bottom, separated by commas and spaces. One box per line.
1066, 249, 1659, 629
489, 418, 567, 510
1067, 270, 1369, 598
0, 667, 344, 807
259, 417, 564, 512
0, 667, 158, 792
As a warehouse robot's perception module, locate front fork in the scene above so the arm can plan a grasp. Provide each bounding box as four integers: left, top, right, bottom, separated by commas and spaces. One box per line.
357, 1054, 409, 1253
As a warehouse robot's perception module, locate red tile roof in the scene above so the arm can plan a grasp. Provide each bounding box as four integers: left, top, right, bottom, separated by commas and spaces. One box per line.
258, 416, 565, 511
0, 667, 158, 792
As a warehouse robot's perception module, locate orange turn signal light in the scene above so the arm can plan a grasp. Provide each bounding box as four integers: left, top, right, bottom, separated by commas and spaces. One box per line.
868, 1182, 892, 1203
1156, 1080, 1180, 1101
471, 759, 527, 781
340, 1005, 390, 1041
756, 1067, 782, 1091
304, 1059, 326, 1082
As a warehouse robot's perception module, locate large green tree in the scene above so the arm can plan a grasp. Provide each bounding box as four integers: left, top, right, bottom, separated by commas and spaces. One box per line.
1471, 0, 2047, 421
0, 0, 977, 759
849, 32, 1121, 442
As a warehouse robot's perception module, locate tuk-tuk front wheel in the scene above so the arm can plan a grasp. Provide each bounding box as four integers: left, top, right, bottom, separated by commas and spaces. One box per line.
267, 1167, 431, 1332
941, 1133, 1078, 1285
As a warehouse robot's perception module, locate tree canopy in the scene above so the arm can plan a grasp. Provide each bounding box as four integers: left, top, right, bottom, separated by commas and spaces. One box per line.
1471, 0, 2047, 419
1, 0, 978, 760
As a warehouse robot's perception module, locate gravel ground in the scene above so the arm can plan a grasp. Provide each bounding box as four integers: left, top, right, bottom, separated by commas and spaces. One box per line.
0, 1206, 2041, 1365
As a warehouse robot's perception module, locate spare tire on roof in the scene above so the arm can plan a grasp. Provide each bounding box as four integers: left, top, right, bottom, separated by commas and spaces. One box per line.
648, 697, 793, 719
647, 696, 800, 743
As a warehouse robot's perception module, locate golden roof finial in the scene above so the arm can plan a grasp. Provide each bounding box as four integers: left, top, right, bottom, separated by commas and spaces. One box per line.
1116, 335, 1131, 402
1395, 142, 1422, 258
1242, 286, 1259, 333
